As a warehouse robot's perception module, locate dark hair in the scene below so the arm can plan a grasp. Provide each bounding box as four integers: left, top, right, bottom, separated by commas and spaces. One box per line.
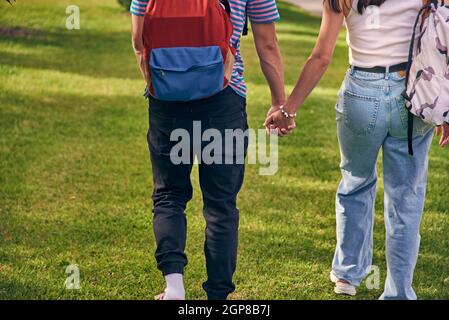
326, 0, 387, 14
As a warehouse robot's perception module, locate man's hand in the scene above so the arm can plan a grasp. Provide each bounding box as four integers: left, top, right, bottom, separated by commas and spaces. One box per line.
436, 122, 449, 148
264, 110, 296, 137
137, 51, 151, 84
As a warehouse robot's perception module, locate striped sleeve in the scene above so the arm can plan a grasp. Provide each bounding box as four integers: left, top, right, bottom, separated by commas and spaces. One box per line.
246, 0, 280, 24
130, 0, 149, 16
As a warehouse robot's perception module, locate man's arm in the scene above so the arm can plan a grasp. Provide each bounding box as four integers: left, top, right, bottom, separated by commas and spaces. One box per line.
252, 22, 286, 108
131, 13, 150, 83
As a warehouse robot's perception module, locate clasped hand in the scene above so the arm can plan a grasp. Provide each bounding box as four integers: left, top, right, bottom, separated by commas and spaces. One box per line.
264, 106, 296, 137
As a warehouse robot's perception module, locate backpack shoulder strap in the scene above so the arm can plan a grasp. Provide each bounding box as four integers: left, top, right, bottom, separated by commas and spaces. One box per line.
220, 0, 249, 36
242, 11, 249, 36
404, 4, 433, 156
220, 0, 231, 15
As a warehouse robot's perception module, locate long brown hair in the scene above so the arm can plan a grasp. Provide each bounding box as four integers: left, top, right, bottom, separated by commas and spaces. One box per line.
326, 0, 387, 14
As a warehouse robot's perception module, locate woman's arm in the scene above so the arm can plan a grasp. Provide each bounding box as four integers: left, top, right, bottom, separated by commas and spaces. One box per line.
264, 1, 344, 133
283, 1, 344, 115
131, 14, 150, 83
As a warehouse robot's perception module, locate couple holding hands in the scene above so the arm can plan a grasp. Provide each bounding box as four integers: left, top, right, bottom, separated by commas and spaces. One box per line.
131, 0, 449, 300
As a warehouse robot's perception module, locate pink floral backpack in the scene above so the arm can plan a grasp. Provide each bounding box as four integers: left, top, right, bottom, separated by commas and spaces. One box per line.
404, 0, 449, 155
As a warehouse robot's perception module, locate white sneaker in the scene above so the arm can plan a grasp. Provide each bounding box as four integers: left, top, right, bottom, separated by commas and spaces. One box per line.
330, 272, 356, 296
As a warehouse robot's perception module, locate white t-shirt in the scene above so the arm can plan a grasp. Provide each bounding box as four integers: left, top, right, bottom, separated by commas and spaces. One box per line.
345, 0, 423, 68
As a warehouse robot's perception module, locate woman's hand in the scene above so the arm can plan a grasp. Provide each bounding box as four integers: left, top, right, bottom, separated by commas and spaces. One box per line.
436, 122, 449, 148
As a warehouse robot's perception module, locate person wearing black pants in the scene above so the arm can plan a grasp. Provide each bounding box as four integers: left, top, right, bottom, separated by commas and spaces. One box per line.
131, 0, 286, 300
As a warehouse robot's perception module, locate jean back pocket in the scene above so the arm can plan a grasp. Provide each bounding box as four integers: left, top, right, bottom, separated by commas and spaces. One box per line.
343, 91, 380, 136
150, 46, 225, 102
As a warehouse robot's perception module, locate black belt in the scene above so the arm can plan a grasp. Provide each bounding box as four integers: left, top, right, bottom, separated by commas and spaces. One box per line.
352, 62, 408, 74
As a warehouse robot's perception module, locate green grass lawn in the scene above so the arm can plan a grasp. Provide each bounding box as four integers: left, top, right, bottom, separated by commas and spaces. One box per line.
1, 0, 449, 300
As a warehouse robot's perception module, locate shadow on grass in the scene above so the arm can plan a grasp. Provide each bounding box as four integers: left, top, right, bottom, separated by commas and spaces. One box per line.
0, 278, 45, 300
0, 28, 138, 80
0, 89, 149, 215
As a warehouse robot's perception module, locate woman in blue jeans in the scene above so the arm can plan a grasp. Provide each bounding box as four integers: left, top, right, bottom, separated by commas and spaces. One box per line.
265, 0, 449, 299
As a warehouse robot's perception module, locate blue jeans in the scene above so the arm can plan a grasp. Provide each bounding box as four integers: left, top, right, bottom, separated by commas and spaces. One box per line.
331, 69, 434, 300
